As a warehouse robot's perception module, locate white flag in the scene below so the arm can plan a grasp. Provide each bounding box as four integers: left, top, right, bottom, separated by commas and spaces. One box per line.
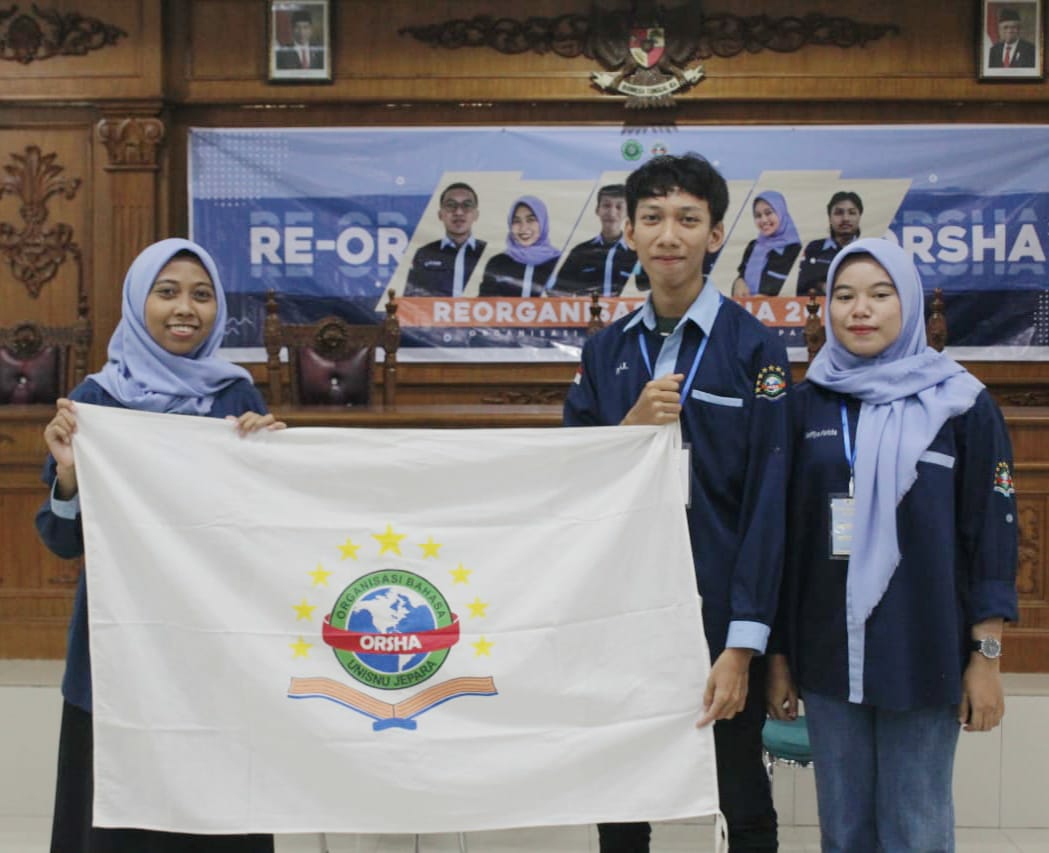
73, 403, 717, 834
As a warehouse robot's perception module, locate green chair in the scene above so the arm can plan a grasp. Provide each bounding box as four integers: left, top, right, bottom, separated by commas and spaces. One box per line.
761, 716, 813, 779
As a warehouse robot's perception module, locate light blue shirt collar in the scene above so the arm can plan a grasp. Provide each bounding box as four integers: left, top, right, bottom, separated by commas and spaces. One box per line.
591, 234, 628, 250
822, 233, 860, 252
624, 279, 721, 337
441, 235, 477, 251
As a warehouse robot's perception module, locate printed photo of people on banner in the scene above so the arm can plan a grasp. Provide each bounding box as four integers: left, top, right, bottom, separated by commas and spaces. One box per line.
189, 126, 1049, 362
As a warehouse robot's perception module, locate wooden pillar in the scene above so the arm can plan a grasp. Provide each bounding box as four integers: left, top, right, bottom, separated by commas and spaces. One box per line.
91, 111, 166, 368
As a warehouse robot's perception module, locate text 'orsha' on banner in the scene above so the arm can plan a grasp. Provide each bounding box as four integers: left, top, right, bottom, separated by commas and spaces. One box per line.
191, 125, 1049, 362
73, 403, 716, 835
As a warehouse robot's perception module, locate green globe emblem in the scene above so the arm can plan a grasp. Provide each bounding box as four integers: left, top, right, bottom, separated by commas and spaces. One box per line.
621, 140, 643, 161
326, 570, 458, 691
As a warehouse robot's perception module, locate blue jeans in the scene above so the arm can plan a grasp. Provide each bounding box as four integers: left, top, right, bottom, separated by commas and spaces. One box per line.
804, 691, 960, 853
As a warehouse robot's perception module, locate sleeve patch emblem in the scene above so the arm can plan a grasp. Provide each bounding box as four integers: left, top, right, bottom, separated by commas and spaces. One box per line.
993, 461, 1015, 497
754, 365, 787, 400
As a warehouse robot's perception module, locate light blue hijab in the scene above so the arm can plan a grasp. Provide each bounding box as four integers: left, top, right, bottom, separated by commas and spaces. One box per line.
89, 238, 251, 414
504, 196, 561, 266
742, 190, 801, 295
806, 238, 984, 628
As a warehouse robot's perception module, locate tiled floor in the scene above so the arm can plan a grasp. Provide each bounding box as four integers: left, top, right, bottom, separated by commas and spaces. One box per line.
3, 820, 1049, 852
4, 664, 1049, 851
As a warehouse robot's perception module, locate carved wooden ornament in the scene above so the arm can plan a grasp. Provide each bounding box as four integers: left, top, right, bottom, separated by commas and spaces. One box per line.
0, 145, 81, 298
400, 2, 900, 108
1017, 503, 1041, 596
97, 117, 166, 171
0, 3, 126, 64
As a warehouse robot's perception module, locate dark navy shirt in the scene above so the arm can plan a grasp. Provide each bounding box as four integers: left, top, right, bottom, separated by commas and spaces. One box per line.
405, 237, 487, 297
564, 283, 791, 658
551, 235, 646, 296
480, 253, 559, 297
797, 236, 860, 297
779, 382, 1019, 710
737, 239, 801, 297
36, 377, 269, 712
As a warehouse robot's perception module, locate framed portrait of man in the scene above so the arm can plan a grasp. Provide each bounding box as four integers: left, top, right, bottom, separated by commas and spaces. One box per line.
268, 0, 331, 83
979, 0, 1044, 80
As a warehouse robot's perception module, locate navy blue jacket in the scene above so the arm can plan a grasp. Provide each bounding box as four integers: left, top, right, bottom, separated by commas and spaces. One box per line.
36, 378, 269, 712
480, 253, 558, 297
405, 237, 487, 297
796, 237, 840, 296
551, 235, 646, 296
737, 239, 801, 297
564, 288, 791, 658
779, 382, 1019, 710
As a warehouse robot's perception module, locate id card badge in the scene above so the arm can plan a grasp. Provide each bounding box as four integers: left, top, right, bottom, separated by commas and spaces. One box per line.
829, 493, 854, 560
680, 442, 692, 508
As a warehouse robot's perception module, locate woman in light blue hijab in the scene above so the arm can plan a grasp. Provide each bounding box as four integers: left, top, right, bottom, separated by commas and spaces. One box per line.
480, 195, 562, 297
770, 238, 1018, 852
90, 238, 254, 413
732, 190, 801, 297
38, 238, 279, 853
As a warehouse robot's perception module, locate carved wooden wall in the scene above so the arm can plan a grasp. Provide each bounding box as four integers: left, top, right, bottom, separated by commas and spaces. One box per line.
3, 0, 1049, 667
162, 0, 1049, 107
999, 410, 1049, 672
0, 0, 166, 657
0, 125, 95, 660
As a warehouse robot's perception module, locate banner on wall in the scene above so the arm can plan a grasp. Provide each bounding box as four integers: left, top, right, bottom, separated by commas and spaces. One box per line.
189, 125, 1049, 362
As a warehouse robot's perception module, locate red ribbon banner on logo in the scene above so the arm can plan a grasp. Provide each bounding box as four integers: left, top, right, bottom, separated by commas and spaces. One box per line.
321, 615, 461, 654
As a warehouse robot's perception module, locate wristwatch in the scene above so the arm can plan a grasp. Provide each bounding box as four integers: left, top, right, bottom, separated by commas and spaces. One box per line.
971, 636, 1003, 660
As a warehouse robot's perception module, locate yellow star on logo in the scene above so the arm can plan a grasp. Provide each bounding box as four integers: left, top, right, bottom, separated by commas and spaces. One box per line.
373, 524, 406, 556
293, 599, 316, 621
450, 563, 472, 584
467, 597, 488, 618
418, 537, 442, 559
472, 636, 494, 657
338, 538, 360, 560
309, 564, 333, 586
290, 636, 313, 658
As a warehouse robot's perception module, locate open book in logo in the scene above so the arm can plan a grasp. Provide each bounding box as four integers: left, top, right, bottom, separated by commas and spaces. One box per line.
288, 674, 497, 731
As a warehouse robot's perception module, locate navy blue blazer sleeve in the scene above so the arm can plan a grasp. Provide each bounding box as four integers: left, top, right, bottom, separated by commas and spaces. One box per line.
768, 384, 807, 658
727, 333, 791, 646
563, 341, 602, 427
956, 390, 1020, 625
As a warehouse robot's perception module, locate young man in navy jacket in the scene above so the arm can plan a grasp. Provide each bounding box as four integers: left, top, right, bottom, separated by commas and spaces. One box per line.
405, 182, 486, 297
552, 184, 645, 296
564, 154, 790, 852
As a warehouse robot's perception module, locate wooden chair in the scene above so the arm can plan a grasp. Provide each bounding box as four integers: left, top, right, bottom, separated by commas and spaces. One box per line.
802, 286, 948, 365
587, 291, 605, 336
0, 300, 91, 404
263, 289, 400, 408
926, 288, 947, 352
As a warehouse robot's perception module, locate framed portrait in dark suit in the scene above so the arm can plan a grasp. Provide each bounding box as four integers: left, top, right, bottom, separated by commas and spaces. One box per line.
268, 0, 331, 83
979, 0, 1044, 80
